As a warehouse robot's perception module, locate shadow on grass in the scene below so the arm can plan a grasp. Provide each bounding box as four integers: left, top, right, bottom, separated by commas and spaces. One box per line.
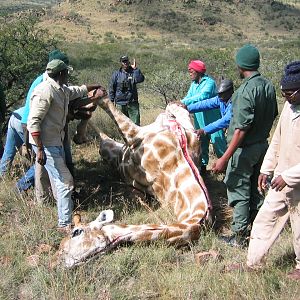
73, 159, 159, 216
273, 251, 296, 269
203, 171, 231, 232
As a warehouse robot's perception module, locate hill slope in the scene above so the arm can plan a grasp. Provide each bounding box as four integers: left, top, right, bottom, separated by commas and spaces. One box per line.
3, 0, 299, 46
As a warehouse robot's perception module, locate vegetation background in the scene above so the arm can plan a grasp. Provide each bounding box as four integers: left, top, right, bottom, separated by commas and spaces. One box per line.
0, 0, 300, 299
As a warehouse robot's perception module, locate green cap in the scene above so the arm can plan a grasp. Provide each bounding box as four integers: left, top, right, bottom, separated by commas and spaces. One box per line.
235, 44, 260, 70
48, 49, 69, 65
46, 59, 72, 76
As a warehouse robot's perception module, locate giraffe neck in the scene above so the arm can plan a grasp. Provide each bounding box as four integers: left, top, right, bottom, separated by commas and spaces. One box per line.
98, 98, 140, 146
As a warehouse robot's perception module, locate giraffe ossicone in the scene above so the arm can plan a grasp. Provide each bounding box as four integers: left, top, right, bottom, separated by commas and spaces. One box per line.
53, 98, 211, 268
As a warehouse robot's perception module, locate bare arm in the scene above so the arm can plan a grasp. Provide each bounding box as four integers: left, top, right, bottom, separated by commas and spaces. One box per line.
212, 128, 247, 173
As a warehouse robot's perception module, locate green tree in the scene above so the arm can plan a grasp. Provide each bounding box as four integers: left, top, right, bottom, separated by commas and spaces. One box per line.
146, 67, 190, 106
0, 15, 57, 114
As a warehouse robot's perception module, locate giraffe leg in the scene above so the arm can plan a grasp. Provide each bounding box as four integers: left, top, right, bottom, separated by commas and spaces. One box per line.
101, 223, 201, 247
98, 132, 124, 167
88, 120, 124, 166
97, 98, 141, 147
73, 119, 89, 144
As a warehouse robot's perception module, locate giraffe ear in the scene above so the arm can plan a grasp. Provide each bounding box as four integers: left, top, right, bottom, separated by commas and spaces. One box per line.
73, 213, 82, 227
96, 209, 114, 224
89, 210, 114, 230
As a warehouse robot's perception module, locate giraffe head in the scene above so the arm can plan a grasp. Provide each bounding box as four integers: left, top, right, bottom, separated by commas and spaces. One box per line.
165, 101, 194, 131
52, 210, 114, 268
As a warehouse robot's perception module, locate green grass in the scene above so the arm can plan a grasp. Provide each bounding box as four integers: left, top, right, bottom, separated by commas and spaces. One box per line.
0, 175, 299, 299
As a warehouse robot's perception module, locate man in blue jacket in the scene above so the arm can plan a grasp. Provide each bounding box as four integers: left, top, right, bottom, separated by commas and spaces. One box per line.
109, 55, 145, 125
185, 79, 233, 138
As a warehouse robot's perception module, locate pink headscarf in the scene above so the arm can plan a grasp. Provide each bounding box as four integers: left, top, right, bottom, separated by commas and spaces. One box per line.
188, 60, 206, 73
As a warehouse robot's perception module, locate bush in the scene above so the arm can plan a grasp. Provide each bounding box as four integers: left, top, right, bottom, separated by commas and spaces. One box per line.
0, 15, 57, 112
146, 67, 190, 106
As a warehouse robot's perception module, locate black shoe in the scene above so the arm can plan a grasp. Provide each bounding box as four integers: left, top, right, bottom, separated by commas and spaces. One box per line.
219, 235, 248, 248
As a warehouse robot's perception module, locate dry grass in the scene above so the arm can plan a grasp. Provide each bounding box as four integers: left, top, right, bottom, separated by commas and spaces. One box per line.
1, 105, 299, 299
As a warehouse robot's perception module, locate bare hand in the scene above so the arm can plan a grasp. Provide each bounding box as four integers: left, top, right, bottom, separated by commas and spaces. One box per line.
89, 87, 107, 102
131, 58, 136, 69
195, 129, 206, 138
37, 148, 46, 166
177, 102, 187, 110
270, 175, 287, 192
257, 173, 269, 195
212, 157, 228, 173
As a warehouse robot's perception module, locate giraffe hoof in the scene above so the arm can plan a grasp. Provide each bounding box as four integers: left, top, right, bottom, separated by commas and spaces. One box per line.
73, 134, 90, 145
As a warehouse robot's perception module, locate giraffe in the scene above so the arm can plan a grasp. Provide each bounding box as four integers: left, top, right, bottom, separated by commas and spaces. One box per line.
52, 95, 211, 268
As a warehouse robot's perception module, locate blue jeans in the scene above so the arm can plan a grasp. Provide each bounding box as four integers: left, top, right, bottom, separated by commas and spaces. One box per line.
16, 165, 35, 191
0, 114, 35, 191
0, 114, 24, 174
33, 145, 74, 227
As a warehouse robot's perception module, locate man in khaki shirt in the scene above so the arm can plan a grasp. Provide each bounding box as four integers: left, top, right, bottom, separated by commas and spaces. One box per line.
27, 59, 106, 230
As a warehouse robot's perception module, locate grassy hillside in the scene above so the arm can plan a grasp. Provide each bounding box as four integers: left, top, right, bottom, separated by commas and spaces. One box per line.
0, 0, 59, 16
35, 0, 300, 46
0, 0, 300, 299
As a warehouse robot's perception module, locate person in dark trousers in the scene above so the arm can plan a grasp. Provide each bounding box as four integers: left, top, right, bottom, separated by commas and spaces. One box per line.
109, 55, 144, 125
213, 44, 278, 247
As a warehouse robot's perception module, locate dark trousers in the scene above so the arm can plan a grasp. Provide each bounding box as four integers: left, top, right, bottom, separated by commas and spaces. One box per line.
116, 102, 140, 126
224, 142, 268, 236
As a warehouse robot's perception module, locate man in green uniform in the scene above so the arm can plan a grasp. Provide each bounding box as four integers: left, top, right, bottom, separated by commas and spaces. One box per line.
0, 83, 6, 158
213, 44, 278, 246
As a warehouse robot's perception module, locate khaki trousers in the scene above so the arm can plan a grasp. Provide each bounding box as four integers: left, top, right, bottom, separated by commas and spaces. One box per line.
247, 187, 300, 269
35, 162, 56, 204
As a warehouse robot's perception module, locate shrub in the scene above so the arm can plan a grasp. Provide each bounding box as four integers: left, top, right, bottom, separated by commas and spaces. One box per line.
146, 67, 190, 106
0, 15, 57, 112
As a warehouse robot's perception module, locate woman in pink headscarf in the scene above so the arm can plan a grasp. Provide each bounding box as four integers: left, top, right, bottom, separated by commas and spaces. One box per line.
181, 60, 227, 173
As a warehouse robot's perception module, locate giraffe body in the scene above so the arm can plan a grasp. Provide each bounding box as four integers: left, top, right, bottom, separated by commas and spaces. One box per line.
53, 99, 211, 268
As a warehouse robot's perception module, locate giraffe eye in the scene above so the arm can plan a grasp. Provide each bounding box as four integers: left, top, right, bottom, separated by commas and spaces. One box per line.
71, 228, 84, 238
101, 213, 106, 221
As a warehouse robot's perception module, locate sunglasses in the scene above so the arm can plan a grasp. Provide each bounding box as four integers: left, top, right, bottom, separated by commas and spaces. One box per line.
281, 88, 300, 98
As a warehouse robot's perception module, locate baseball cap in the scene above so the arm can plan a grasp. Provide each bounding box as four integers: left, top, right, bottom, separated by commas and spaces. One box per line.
46, 59, 73, 76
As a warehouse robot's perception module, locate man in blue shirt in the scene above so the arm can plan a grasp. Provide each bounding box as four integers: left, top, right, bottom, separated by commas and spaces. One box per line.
185, 79, 233, 138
